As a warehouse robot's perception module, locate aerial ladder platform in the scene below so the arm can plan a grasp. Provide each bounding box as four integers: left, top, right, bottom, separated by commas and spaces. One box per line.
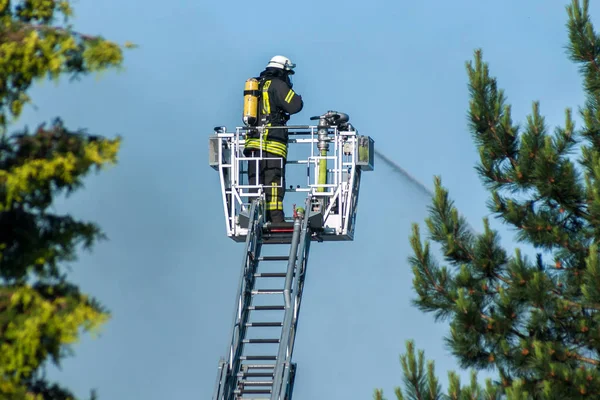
209, 111, 374, 399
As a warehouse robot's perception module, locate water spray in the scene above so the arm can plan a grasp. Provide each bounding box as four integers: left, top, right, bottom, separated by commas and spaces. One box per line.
374, 149, 434, 198
374, 149, 478, 234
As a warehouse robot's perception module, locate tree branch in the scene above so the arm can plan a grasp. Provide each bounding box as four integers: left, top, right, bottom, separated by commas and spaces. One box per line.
0, 21, 101, 45
571, 352, 599, 366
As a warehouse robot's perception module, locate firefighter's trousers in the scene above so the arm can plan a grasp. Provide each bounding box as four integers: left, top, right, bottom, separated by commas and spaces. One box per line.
245, 149, 286, 223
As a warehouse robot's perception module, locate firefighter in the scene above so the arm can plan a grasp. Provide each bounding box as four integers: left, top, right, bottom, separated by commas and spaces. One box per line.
244, 55, 304, 223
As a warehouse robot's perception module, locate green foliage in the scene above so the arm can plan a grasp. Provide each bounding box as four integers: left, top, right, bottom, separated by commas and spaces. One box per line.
373, 341, 504, 400
0, 1, 131, 399
0, 0, 131, 131
403, 0, 600, 398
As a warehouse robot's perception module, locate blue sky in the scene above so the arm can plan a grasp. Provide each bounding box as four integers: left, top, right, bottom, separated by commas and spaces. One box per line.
15, 0, 596, 398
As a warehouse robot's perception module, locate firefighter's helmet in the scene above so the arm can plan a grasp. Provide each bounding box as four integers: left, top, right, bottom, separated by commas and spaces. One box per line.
266, 55, 296, 75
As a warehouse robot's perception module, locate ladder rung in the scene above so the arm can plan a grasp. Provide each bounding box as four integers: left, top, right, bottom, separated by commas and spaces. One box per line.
245, 322, 283, 327
237, 398, 269, 400
242, 364, 276, 369
268, 228, 294, 233
241, 380, 274, 386
252, 289, 283, 295
254, 273, 287, 278
243, 338, 280, 344
235, 389, 271, 394
241, 355, 277, 360
249, 305, 285, 311
258, 256, 289, 261
237, 372, 274, 378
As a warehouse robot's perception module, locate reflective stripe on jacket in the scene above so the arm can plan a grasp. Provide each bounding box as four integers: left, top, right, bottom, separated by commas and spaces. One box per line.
245, 74, 303, 159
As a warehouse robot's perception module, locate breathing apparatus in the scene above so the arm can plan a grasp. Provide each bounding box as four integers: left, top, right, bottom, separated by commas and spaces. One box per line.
242, 56, 296, 127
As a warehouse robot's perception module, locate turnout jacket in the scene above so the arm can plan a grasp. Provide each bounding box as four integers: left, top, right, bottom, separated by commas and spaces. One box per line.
245, 68, 303, 159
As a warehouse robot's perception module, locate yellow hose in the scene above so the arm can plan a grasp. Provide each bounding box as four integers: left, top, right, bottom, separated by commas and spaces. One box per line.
318, 148, 327, 192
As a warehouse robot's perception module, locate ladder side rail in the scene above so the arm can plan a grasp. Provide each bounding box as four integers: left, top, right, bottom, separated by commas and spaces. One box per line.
228, 200, 264, 383
284, 363, 297, 400
279, 206, 313, 400
271, 197, 313, 399
282, 217, 302, 309
270, 215, 303, 398
213, 199, 263, 400
212, 359, 228, 400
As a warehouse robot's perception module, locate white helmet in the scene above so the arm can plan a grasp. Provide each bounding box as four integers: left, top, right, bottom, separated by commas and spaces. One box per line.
266, 55, 296, 74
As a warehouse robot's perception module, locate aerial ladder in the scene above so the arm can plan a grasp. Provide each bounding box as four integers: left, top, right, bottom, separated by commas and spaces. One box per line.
209, 111, 374, 399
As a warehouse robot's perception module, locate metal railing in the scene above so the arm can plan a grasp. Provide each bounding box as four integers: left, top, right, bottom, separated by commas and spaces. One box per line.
209, 112, 374, 241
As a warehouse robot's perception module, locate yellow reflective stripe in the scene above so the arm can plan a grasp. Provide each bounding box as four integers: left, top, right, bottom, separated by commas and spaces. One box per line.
271, 183, 277, 209
266, 202, 283, 210
245, 139, 286, 151
264, 122, 270, 142
244, 139, 287, 158
244, 138, 287, 152
284, 89, 295, 103
267, 183, 283, 211
262, 80, 271, 114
